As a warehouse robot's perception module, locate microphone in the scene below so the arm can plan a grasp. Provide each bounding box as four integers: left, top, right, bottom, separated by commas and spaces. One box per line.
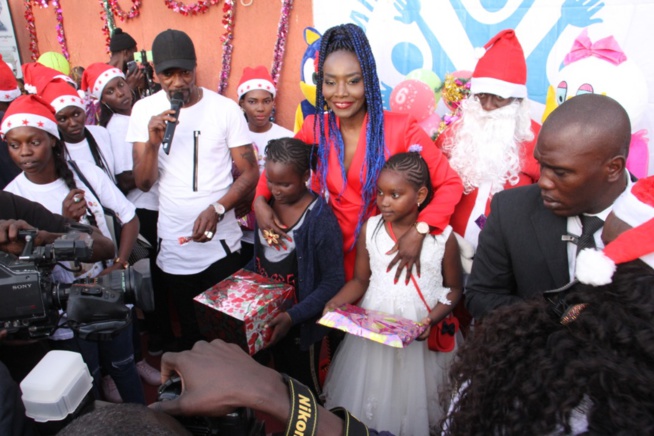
162, 92, 184, 155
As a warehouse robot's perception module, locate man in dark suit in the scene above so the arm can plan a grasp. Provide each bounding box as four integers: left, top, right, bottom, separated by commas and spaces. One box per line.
465, 93, 632, 319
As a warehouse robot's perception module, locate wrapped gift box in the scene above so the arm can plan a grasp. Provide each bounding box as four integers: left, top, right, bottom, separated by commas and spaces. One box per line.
318, 304, 427, 348
194, 269, 294, 354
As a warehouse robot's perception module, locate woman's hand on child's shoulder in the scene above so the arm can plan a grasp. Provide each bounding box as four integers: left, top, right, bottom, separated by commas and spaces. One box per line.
253, 197, 290, 250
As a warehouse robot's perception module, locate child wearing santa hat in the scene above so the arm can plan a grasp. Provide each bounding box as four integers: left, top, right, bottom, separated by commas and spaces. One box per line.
237, 65, 293, 172
236, 66, 293, 263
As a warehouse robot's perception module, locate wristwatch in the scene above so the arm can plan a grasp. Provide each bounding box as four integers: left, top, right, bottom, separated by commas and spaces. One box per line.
212, 202, 226, 221
415, 221, 430, 235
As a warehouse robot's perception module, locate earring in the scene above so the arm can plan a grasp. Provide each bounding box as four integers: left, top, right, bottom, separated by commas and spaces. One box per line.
417, 201, 421, 207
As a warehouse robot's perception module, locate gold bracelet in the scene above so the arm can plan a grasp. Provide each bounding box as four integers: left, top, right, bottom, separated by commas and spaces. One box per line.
114, 257, 128, 269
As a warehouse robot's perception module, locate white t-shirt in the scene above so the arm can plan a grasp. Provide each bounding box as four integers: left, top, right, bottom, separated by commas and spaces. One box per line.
65, 125, 117, 181
249, 123, 294, 172
107, 113, 159, 211
4, 160, 136, 245
126, 88, 252, 274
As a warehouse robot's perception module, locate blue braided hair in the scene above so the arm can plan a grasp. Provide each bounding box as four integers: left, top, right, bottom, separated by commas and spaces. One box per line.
313, 23, 386, 250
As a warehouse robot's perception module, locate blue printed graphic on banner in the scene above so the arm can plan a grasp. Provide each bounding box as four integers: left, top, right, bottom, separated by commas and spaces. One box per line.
350, 0, 605, 106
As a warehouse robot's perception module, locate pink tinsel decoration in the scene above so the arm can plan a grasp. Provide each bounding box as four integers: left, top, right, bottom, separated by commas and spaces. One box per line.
164, 0, 220, 16
51, 0, 70, 61
218, 0, 234, 95
270, 0, 293, 87
109, 0, 141, 21
24, 0, 40, 61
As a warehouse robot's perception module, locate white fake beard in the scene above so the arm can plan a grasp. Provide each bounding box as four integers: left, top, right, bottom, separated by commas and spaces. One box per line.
443, 97, 534, 195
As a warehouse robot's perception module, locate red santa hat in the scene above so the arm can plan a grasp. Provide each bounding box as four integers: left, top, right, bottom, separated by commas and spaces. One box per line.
37, 79, 85, 114
1, 94, 59, 139
22, 62, 76, 95
470, 29, 527, 99
575, 176, 654, 286
0, 55, 20, 102
80, 63, 125, 101
237, 65, 276, 100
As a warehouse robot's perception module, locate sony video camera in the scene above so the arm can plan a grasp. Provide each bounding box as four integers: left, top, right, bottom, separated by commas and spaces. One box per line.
0, 227, 153, 341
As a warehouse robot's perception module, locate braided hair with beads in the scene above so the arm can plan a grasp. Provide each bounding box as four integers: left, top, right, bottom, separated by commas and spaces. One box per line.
314, 23, 386, 249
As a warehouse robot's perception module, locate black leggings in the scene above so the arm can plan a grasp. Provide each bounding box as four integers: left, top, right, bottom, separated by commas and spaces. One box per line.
158, 250, 243, 350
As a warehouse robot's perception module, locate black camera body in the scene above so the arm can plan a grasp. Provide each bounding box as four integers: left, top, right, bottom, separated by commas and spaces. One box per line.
135, 49, 161, 96
0, 229, 153, 340
158, 375, 266, 436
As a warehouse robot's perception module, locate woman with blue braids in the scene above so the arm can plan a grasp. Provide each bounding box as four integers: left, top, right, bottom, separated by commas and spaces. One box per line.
254, 23, 462, 282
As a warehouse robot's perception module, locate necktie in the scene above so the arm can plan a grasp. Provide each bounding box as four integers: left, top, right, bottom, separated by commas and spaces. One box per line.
576, 215, 604, 254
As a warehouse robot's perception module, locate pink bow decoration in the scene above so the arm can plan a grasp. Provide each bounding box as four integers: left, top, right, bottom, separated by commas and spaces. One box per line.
563, 29, 627, 66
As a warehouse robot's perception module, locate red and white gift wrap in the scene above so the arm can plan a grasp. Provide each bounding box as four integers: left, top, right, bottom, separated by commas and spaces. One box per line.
193, 269, 294, 354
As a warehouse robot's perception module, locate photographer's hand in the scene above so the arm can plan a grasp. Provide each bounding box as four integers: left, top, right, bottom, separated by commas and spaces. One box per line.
125, 66, 145, 95
151, 340, 345, 435
0, 219, 47, 255
152, 340, 285, 417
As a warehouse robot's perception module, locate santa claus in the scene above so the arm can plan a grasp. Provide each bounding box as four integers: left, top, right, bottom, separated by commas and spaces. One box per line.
436, 29, 540, 250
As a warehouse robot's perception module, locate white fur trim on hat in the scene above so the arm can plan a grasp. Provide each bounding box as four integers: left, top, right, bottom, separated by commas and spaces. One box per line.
575, 248, 616, 286
0, 87, 20, 102
611, 188, 654, 228
49, 95, 85, 114
470, 77, 527, 99
1, 113, 60, 139
91, 68, 124, 100
237, 78, 276, 100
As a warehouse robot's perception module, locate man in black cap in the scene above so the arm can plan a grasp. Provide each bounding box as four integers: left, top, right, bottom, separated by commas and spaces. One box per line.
126, 29, 259, 351
108, 28, 145, 99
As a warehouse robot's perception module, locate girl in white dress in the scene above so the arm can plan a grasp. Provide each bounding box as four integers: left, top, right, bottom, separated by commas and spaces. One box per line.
323, 151, 462, 435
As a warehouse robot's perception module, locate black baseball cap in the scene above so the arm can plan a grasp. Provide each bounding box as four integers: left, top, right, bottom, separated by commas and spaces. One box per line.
152, 29, 197, 74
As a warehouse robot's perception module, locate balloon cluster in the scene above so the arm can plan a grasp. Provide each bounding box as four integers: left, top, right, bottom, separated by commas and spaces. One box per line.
390, 68, 442, 139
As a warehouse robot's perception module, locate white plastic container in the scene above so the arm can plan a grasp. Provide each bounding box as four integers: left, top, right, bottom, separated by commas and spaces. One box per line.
20, 350, 93, 422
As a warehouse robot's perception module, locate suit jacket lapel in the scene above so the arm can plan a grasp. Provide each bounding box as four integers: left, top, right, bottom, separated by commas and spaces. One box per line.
530, 204, 570, 287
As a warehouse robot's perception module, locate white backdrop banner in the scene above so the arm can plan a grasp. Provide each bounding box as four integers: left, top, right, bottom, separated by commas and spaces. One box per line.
312, 0, 654, 174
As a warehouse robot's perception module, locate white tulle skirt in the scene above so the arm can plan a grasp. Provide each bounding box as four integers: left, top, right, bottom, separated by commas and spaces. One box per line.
324, 329, 457, 435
